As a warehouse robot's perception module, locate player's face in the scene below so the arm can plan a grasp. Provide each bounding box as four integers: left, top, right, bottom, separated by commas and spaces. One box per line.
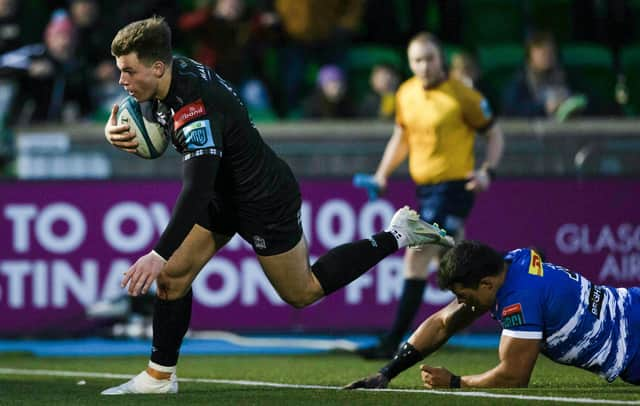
450, 282, 496, 312
115, 52, 160, 102
408, 40, 445, 87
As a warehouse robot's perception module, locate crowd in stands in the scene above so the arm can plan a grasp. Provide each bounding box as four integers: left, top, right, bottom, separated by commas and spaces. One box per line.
0, 0, 637, 136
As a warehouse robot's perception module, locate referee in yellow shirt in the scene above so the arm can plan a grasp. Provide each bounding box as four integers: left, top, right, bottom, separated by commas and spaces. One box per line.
358, 32, 505, 359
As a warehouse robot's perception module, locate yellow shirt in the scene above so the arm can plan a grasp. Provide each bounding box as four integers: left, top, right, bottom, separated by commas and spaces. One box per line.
395, 76, 493, 185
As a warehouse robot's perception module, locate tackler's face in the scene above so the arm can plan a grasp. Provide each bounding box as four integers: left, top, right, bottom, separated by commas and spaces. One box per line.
408, 40, 445, 88
115, 52, 163, 102
450, 280, 497, 313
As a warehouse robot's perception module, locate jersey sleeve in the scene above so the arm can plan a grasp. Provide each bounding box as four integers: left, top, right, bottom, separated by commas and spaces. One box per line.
456, 82, 494, 132
153, 154, 220, 260
498, 290, 544, 340
173, 98, 224, 160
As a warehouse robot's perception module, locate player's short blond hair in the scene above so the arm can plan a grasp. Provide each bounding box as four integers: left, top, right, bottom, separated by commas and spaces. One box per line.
111, 16, 172, 65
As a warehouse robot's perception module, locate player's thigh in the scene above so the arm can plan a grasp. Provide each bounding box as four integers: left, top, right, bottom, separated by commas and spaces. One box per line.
158, 196, 236, 299
257, 236, 324, 307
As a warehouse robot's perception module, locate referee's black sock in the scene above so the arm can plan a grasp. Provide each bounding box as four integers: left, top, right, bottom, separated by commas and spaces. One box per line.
311, 231, 398, 295
382, 278, 427, 349
150, 289, 192, 367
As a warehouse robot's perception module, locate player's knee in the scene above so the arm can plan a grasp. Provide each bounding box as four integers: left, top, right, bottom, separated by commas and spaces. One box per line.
156, 271, 191, 301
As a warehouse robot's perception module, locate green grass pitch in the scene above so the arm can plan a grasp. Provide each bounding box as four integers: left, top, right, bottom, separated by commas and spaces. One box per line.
1, 348, 639, 405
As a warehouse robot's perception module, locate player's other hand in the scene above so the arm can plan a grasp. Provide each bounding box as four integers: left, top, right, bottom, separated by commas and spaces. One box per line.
105, 104, 138, 153
420, 364, 454, 389
464, 168, 491, 192
343, 373, 389, 390
121, 251, 167, 296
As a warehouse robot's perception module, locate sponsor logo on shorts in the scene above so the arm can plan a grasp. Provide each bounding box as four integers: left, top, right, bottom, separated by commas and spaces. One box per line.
501, 303, 525, 328
253, 235, 267, 250
174, 99, 206, 129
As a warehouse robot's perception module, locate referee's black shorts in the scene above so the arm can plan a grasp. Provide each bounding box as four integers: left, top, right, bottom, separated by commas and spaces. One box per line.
416, 179, 474, 236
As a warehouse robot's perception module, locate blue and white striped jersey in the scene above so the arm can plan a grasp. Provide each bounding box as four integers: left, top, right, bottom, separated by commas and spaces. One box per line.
491, 248, 640, 382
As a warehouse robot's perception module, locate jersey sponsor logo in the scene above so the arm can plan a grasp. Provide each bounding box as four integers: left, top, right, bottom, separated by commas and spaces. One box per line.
501, 303, 525, 328
588, 285, 604, 318
174, 99, 207, 129
528, 250, 544, 277
183, 119, 215, 149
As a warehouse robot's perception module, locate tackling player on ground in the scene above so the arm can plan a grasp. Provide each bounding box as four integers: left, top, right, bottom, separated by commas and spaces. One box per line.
345, 241, 640, 389
100, 16, 454, 395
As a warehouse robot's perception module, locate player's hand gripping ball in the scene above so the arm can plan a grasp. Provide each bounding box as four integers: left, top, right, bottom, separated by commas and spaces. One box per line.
116, 96, 169, 159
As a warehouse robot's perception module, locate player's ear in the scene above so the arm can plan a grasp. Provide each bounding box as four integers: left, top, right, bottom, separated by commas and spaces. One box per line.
152, 61, 166, 77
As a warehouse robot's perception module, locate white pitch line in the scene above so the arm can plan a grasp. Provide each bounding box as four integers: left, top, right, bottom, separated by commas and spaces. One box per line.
190, 330, 360, 351
0, 368, 638, 405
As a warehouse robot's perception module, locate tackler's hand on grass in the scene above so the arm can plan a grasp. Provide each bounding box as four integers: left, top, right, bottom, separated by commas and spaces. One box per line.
420, 364, 454, 389
121, 251, 167, 296
343, 373, 389, 390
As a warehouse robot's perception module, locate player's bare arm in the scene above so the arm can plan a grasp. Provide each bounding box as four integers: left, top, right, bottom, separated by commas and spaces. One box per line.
408, 298, 482, 352
373, 124, 408, 194
465, 123, 504, 192
421, 334, 540, 388
344, 299, 481, 390
105, 103, 138, 153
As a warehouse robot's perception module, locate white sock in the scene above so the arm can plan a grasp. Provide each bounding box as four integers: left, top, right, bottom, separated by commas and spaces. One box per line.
148, 361, 176, 376
386, 227, 408, 249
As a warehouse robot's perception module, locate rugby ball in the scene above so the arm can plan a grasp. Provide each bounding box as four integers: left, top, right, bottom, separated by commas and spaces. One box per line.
116, 96, 169, 159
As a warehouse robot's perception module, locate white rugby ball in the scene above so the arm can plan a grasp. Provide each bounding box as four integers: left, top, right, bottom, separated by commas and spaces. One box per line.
116, 96, 169, 159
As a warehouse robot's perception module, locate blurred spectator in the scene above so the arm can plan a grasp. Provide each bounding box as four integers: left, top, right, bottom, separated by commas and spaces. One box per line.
448, 51, 479, 88
274, 0, 363, 45
0, 10, 93, 124
240, 78, 278, 122
302, 64, 356, 119
69, 0, 114, 65
0, 0, 22, 54
448, 51, 495, 107
501, 32, 585, 119
358, 63, 401, 119
68, 0, 123, 121
272, 0, 364, 117
178, 0, 267, 87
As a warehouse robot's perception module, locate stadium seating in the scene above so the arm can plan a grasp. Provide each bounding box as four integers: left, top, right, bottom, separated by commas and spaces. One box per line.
460, 0, 525, 48
560, 43, 617, 114
620, 45, 640, 115
476, 43, 525, 112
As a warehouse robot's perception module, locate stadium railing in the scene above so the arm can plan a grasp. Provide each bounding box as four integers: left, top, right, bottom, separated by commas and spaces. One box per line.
8, 118, 640, 179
